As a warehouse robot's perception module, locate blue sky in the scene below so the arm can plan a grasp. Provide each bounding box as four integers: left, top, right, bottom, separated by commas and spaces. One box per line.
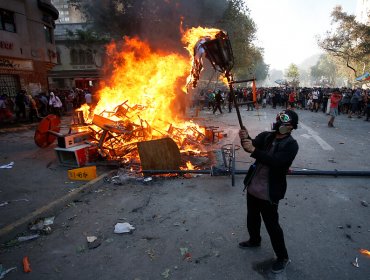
245, 0, 357, 70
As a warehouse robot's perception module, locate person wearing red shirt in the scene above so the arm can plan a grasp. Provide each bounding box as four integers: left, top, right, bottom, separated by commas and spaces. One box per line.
288, 90, 296, 109
328, 90, 342, 127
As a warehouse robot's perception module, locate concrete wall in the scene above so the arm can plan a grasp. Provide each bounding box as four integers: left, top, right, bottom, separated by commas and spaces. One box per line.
0, 0, 57, 64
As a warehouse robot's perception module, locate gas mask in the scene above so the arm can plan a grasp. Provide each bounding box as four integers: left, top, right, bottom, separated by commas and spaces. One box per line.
272, 112, 293, 134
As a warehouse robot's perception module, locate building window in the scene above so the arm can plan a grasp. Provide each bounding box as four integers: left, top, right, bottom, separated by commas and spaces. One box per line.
44, 25, 53, 43
86, 49, 94, 65
56, 48, 62, 64
70, 49, 95, 65
0, 74, 21, 98
70, 49, 78, 64
0, 8, 16, 33
79, 49, 86, 64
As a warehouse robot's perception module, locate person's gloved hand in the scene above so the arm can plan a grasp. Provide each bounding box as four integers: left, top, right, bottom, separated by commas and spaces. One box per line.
241, 139, 255, 153
239, 128, 249, 141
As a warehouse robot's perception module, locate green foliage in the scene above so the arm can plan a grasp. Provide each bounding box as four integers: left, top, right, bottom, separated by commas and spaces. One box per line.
318, 5, 370, 77
285, 63, 300, 87
65, 27, 110, 48
310, 54, 337, 86
217, 0, 268, 80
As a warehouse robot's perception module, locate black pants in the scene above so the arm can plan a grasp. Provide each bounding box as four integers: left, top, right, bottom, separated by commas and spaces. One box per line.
213, 103, 222, 114
247, 193, 288, 259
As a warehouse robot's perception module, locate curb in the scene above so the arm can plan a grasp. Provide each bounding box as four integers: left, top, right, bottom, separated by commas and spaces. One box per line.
0, 170, 116, 243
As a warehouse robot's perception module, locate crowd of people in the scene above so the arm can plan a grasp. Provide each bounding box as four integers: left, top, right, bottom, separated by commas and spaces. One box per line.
196, 86, 370, 125
0, 88, 96, 125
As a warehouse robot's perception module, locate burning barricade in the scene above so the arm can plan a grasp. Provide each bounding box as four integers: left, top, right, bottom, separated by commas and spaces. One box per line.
38, 27, 231, 171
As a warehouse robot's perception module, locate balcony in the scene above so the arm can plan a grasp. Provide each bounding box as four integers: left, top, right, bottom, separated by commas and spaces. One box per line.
37, 0, 59, 20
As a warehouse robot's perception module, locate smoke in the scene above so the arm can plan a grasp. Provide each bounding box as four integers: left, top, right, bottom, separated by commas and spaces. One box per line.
139, 0, 228, 52
82, 0, 228, 53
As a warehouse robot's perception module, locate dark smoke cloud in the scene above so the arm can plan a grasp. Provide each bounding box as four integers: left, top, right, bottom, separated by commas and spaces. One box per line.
82, 0, 228, 53
139, 0, 228, 52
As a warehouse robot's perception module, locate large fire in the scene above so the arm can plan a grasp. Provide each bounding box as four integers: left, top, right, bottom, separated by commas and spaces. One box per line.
77, 27, 222, 165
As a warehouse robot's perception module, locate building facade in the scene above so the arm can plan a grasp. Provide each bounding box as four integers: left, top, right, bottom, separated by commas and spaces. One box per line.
48, 0, 104, 90
0, 0, 59, 97
51, 0, 84, 23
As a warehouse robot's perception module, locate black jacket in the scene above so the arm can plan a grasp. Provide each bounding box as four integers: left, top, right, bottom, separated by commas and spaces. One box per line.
243, 131, 299, 203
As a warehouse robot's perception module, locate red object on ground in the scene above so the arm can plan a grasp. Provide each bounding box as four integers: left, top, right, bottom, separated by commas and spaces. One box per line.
34, 114, 61, 148
23, 256, 31, 273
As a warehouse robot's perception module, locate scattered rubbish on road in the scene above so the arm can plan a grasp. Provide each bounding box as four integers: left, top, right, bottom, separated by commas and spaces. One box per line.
352, 257, 359, 268
87, 236, 97, 243
29, 216, 55, 234
0, 162, 14, 169
143, 177, 153, 182
87, 236, 102, 249
23, 256, 31, 273
0, 265, 17, 279
338, 225, 344, 229
0, 199, 29, 207
17, 234, 40, 242
180, 247, 192, 261
76, 245, 87, 253
114, 222, 135, 234
180, 247, 188, 256
161, 268, 170, 279
183, 252, 192, 261
345, 234, 352, 240
361, 200, 368, 207
146, 248, 155, 260
67, 215, 77, 221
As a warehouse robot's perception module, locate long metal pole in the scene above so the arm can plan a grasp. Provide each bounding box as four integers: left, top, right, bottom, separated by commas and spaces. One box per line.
141, 169, 370, 177
226, 72, 244, 129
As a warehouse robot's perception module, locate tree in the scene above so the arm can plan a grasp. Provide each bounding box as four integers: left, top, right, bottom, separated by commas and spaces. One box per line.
318, 5, 370, 78
285, 63, 300, 87
310, 54, 337, 86
217, 0, 268, 80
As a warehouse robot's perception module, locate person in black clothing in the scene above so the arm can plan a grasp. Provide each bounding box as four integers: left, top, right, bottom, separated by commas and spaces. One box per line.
15, 90, 27, 120
238, 109, 299, 274
213, 90, 223, 114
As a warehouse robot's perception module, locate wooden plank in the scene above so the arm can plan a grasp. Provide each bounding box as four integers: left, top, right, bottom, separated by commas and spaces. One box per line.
137, 138, 181, 170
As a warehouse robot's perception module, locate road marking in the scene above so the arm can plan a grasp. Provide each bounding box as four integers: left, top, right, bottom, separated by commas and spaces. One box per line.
299, 122, 334, 151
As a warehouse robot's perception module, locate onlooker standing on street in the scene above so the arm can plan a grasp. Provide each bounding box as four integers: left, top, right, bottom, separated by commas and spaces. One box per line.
238, 109, 299, 274
84, 90, 92, 106
27, 94, 39, 122
49, 92, 63, 117
15, 90, 27, 120
328, 90, 342, 127
348, 88, 362, 118
312, 88, 319, 112
213, 90, 223, 114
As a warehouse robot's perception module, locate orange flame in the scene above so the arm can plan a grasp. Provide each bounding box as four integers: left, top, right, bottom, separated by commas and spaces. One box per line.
74, 28, 224, 165
186, 161, 195, 170
94, 37, 188, 125
360, 249, 370, 257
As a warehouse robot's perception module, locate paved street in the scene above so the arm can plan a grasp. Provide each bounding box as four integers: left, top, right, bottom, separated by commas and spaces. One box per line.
1, 107, 370, 280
